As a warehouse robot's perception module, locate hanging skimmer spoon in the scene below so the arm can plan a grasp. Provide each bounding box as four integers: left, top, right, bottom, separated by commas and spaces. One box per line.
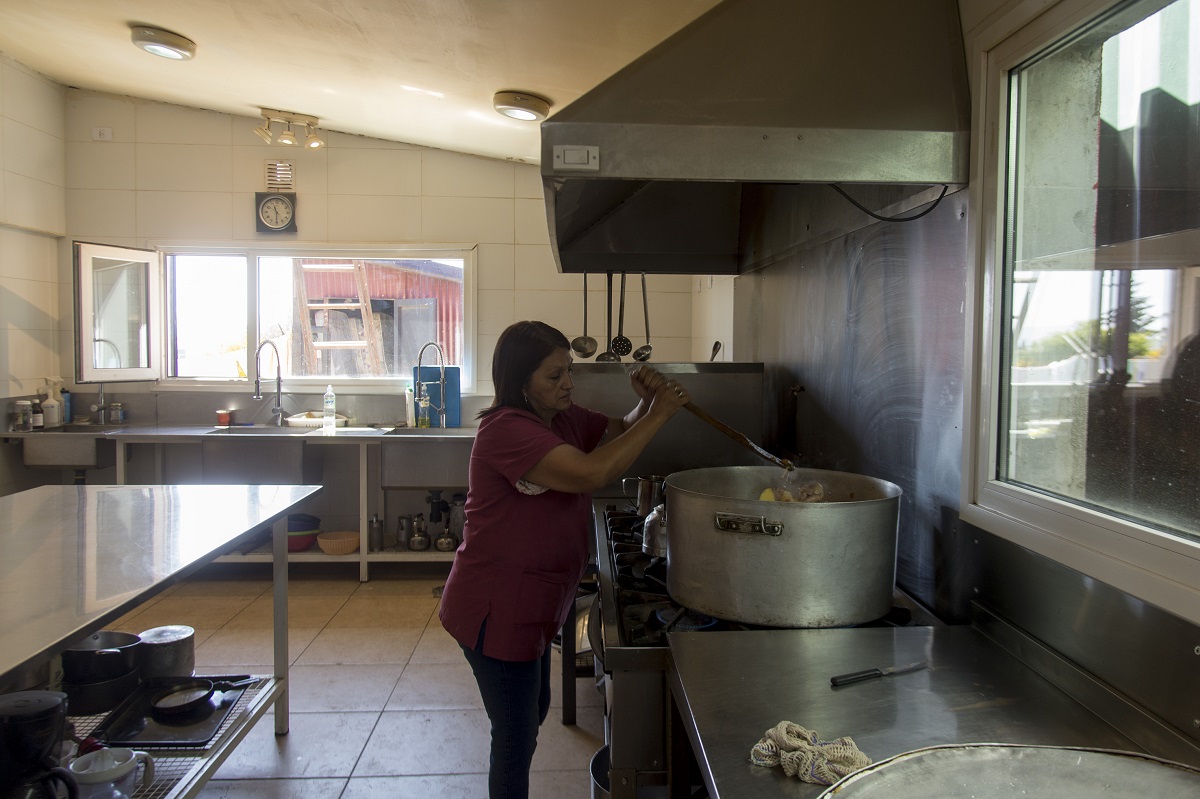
570, 272, 597, 358
611, 273, 633, 357
632, 272, 653, 362
596, 272, 620, 362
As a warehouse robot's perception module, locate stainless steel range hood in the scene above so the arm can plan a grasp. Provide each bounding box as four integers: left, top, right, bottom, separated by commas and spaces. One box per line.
541, 0, 970, 274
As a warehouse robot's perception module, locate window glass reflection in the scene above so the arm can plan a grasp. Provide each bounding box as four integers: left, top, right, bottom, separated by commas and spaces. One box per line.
1001, 0, 1200, 540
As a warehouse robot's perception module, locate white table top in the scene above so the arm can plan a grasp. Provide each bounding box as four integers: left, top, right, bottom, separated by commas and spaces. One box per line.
0, 484, 321, 680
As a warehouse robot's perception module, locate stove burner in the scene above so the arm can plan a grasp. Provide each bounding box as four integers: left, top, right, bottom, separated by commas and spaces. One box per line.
655, 607, 718, 632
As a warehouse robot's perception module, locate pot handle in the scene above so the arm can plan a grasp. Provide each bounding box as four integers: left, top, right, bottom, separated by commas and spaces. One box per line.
714, 512, 783, 536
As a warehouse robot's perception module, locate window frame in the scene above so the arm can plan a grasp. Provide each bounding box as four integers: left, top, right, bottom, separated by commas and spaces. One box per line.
963, 0, 1200, 624
154, 241, 477, 395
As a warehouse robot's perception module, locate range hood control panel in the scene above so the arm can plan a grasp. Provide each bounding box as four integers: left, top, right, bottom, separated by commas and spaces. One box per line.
552, 145, 600, 172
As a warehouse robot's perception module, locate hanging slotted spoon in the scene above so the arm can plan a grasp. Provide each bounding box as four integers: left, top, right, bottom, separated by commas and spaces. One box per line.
632, 272, 653, 362
611, 273, 632, 357
570, 272, 597, 358
596, 272, 619, 362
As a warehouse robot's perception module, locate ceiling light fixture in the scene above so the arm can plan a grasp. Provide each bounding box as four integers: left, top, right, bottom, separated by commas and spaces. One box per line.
252, 120, 274, 144
303, 125, 326, 149
256, 108, 324, 150
129, 25, 196, 60
493, 91, 551, 122
275, 124, 298, 146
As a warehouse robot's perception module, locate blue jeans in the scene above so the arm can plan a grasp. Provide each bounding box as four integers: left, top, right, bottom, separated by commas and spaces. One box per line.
460, 621, 553, 799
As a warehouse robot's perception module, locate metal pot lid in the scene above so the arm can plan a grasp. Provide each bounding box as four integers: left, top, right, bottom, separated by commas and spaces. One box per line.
817, 744, 1200, 798
0, 690, 67, 721
139, 625, 195, 644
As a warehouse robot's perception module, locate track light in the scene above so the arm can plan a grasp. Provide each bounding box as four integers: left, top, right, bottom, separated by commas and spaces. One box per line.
275, 124, 298, 146
304, 125, 325, 149
130, 25, 196, 60
252, 120, 273, 144
493, 91, 551, 122
255, 108, 324, 150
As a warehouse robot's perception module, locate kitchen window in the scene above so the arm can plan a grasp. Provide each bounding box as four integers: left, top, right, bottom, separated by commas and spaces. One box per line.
968, 0, 1200, 621
164, 247, 474, 388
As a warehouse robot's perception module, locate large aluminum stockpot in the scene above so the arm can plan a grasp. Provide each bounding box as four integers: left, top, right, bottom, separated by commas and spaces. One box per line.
665, 466, 901, 627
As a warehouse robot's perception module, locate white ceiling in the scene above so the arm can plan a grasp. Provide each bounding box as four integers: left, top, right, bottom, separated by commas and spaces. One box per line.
0, 0, 720, 163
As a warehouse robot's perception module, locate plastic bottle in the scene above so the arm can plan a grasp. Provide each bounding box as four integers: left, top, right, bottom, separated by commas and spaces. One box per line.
61, 389, 72, 425
31, 398, 44, 430
41, 379, 62, 428
322, 385, 336, 433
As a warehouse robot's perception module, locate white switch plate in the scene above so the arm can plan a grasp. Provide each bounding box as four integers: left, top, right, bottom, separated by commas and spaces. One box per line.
91, 127, 113, 141
552, 145, 599, 172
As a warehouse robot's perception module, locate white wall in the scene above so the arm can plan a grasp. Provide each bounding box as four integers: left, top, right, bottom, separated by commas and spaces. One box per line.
61, 89, 696, 400
0, 54, 65, 496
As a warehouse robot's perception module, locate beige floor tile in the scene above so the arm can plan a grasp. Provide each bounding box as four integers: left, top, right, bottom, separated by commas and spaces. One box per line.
352, 576, 447, 597
531, 705, 605, 773
286, 664, 403, 712
353, 709, 491, 776
408, 623, 464, 664
340, 774, 488, 798
223, 596, 347, 629
285, 578, 361, 598
195, 627, 321, 667
120, 596, 254, 631
170, 576, 272, 598
530, 769, 594, 799
213, 710, 379, 779
326, 597, 438, 628
294, 627, 423, 665
386, 661, 482, 711
197, 778, 347, 798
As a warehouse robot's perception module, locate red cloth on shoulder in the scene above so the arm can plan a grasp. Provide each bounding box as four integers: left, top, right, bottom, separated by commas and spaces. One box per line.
439, 403, 608, 661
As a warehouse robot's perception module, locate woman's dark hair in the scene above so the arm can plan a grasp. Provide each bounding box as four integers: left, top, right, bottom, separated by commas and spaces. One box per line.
479, 321, 570, 419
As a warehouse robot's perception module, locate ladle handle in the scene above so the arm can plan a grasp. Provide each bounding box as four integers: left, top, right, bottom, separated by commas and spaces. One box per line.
683, 402, 793, 471
641, 272, 650, 342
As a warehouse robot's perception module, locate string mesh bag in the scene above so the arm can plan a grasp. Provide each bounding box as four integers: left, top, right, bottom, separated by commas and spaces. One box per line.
749, 721, 871, 785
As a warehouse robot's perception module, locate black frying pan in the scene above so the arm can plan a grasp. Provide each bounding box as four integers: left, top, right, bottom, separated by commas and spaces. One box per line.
150, 678, 258, 716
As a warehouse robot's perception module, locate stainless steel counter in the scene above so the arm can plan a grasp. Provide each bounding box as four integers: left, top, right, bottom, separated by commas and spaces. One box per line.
666, 626, 1147, 798
0, 483, 319, 681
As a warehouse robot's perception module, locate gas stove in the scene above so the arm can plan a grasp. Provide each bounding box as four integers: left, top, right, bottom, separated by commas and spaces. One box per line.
592, 504, 915, 798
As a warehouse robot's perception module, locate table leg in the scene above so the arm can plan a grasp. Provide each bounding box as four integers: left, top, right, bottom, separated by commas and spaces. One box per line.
561, 610, 576, 725
272, 515, 290, 735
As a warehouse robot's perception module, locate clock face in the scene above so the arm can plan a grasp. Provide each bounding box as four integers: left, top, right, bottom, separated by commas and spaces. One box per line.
258, 195, 294, 230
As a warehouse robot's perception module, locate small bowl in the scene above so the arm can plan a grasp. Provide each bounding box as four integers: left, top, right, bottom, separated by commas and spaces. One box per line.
287, 533, 318, 552
317, 531, 359, 556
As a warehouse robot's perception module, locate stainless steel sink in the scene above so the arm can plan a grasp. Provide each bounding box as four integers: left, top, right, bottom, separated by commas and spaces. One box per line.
304, 427, 391, 436
22, 431, 116, 468
204, 426, 311, 435
382, 427, 476, 437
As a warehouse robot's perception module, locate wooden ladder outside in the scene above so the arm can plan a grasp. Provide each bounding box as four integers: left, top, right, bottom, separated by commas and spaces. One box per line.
293, 260, 385, 375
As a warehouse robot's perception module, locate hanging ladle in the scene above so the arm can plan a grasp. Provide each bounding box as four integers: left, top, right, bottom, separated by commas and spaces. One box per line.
632, 272, 653, 362
596, 272, 620, 362
570, 272, 597, 358
611, 273, 633, 357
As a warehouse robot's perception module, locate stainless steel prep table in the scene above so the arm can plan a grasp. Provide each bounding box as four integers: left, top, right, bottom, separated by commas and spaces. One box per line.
666, 625, 1149, 798
0, 483, 321, 798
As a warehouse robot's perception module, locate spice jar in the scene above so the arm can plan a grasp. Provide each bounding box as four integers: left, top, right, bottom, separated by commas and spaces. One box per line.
13, 400, 33, 432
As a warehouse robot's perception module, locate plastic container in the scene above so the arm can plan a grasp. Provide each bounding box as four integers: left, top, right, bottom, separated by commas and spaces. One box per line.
13, 400, 33, 432
287, 531, 318, 552
61, 390, 72, 425
41, 380, 62, 428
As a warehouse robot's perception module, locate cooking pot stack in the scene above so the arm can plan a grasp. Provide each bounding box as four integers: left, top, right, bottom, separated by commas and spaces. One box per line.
60, 625, 195, 716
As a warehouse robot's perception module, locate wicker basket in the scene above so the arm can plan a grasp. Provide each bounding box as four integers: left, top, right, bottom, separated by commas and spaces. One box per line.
317, 530, 359, 555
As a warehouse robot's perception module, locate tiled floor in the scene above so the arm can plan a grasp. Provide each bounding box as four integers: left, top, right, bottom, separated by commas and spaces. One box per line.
111, 562, 604, 798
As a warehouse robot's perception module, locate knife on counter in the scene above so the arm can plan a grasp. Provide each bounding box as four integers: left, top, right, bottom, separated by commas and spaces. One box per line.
830, 660, 929, 687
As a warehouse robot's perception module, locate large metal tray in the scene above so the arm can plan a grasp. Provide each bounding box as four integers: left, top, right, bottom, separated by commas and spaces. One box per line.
92, 674, 255, 748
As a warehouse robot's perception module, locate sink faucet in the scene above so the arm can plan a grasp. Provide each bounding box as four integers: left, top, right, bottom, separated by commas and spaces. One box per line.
92, 383, 107, 424
253, 340, 285, 426
416, 341, 447, 428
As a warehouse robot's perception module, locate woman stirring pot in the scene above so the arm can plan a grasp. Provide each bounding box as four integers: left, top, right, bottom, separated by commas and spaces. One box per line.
438, 320, 689, 798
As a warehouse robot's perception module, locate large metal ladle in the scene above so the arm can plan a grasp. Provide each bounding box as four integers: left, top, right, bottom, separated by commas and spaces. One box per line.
632, 272, 653, 362
570, 272, 597, 358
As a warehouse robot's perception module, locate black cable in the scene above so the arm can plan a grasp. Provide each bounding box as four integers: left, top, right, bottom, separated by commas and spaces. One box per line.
828, 183, 950, 222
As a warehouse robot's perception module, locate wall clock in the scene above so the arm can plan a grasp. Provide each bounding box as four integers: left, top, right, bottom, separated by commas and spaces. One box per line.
255, 192, 297, 233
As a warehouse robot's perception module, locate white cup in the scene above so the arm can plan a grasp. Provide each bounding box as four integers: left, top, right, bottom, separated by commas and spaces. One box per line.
69, 747, 155, 799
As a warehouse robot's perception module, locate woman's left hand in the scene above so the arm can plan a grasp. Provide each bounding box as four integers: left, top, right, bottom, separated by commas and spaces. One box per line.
630, 366, 690, 413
